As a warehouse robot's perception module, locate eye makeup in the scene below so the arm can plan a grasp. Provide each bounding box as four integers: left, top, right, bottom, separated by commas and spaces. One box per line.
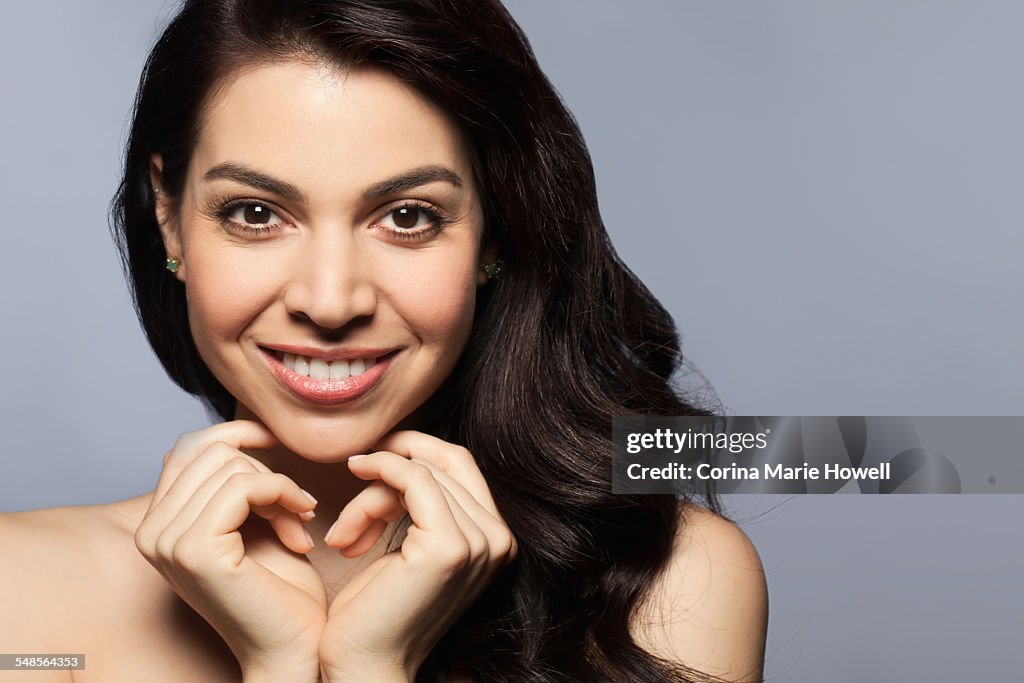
199, 192, 455, 242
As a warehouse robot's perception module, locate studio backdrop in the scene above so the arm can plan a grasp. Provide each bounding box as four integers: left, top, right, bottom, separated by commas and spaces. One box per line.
1, 2, 1021, 681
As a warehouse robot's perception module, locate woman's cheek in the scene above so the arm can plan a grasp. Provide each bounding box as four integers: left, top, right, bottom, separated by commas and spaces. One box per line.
184, 247, 276, 366
390, 255, 478, 346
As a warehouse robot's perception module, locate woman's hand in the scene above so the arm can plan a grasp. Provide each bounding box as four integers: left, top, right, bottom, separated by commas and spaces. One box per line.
133, 420, 327, 682
318, 431, 518, 682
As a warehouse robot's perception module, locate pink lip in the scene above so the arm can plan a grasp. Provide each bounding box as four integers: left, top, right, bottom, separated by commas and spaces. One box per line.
261, 348, 396, 405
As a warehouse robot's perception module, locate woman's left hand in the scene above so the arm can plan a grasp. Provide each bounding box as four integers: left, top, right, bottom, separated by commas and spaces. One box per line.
317, 431, 518, 682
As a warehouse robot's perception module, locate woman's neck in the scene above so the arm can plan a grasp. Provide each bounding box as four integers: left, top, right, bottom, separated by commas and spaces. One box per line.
229, 402, 423, 572
227, 403, 414, 600
231, 403, 371, 543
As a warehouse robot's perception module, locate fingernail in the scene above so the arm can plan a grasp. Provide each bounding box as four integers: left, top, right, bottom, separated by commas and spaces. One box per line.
348, 454, 366, 462
324, 520, 338, 543
300, 488, 318, 505
299, 509, 316, 521
302, 527, 314, 548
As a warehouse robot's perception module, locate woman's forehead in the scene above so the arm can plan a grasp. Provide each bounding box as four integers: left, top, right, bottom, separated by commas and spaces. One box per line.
190, 60, 472, 200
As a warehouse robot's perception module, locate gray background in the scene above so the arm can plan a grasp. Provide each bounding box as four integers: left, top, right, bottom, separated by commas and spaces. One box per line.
2, 1, 1021, 681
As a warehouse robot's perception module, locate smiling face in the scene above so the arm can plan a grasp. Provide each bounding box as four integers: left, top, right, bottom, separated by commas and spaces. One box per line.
152, 60, 491, 461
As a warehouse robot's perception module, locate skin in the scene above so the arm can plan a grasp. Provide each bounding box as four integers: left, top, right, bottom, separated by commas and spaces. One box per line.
159, 59, 491, 486
153, 58, 495, 584
146, 60, 515, 680
0, 58, 767, 683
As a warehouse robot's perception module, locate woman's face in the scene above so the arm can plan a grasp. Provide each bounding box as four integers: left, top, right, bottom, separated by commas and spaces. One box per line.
154, 60, 489, 461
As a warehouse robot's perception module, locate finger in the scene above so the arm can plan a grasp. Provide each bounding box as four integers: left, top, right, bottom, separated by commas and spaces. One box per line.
188, 472, 318, 555
371, 431, 499, 516
430, 478, 488, 564
150, 420, 279, 512
152, 420, 279, 506
339, 519, 389, 558
407, 457, 496, 524
347, 454, 488, 571
325, 480, 403, 548
366, 434, 518, 564
160, 458, 315, 557
142, 440, 285, 545
410, 457, 519, 567
255, 501, 316, 523
345, 451, 461, 537
421, 483, 512, 595
337, 476, 484, 559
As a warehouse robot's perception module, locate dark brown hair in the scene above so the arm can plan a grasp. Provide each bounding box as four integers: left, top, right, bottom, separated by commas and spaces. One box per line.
110, 1, 727, 680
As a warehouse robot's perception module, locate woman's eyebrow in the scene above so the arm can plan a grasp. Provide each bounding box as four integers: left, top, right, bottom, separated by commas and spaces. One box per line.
201, 162, 463, 202
362, 165, 463, 200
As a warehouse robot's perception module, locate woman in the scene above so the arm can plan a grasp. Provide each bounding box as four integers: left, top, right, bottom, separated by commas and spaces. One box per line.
0, 0, 767, 681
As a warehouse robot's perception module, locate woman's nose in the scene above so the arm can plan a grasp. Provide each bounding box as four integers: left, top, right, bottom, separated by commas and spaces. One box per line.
281, 229, 376, 330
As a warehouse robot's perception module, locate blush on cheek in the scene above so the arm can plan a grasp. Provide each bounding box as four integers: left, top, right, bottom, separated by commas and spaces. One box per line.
395, 264, 478, 344
184, 254, 273, 366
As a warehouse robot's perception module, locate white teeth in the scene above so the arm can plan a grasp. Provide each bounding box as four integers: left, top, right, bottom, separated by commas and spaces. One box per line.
329, 359, 350, 380
276, 351, 382, 379
309, 358, 330, 380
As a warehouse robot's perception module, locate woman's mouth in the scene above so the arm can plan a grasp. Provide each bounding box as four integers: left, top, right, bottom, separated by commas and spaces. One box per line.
259, 347, 398, 405
276, 351, 379, 379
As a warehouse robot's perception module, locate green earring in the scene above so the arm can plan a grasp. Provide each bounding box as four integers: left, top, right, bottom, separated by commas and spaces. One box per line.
165, 257, 180, 273
482, 259, 503, 281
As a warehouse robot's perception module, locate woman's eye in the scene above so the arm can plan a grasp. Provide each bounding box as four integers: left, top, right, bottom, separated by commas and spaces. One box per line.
380, 205, 440, 232
223, 202, 283, 227
213, 199, 448, 240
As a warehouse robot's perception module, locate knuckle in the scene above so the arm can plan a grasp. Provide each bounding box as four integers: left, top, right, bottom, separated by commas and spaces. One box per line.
225, 456, 254, 473
501, 527, 516, 548
154, 533, 177, 563
224, 470, 253, 491
170, 536, 204, 570
268, 472, 297, 494
409, 464, 435, 487
202, 440, 236, 460
435, 539, 472, 573
162, 447, 189, 471
468, 536, 490, 565
270, 472, 292, 487
494, 529, 517, 559
133, 527, 153, 557
448, 445, 474, 467
173, 429, 202, 452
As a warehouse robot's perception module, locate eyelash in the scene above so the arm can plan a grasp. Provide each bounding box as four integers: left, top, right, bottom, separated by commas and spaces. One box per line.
210, 198, 453, 241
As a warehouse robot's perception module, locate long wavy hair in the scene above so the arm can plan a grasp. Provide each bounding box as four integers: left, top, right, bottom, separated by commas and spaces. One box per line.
110, 1, 727, 680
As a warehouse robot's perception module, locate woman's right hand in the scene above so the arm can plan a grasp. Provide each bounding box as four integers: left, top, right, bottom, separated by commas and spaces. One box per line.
133, 420, 326, 681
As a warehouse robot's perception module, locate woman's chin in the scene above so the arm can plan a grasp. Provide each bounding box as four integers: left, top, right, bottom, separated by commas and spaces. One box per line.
234, 401, 408, 461
272, 420, 386, 462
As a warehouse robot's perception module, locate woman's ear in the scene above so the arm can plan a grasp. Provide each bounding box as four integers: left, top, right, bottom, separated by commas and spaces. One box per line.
150, 153, 185, 281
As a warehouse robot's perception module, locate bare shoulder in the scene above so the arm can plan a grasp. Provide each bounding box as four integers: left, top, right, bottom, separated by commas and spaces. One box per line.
0, 492, 153, 571
0, 494, 156, 681
1, 492, 247, 682
631, 501, 769, 683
